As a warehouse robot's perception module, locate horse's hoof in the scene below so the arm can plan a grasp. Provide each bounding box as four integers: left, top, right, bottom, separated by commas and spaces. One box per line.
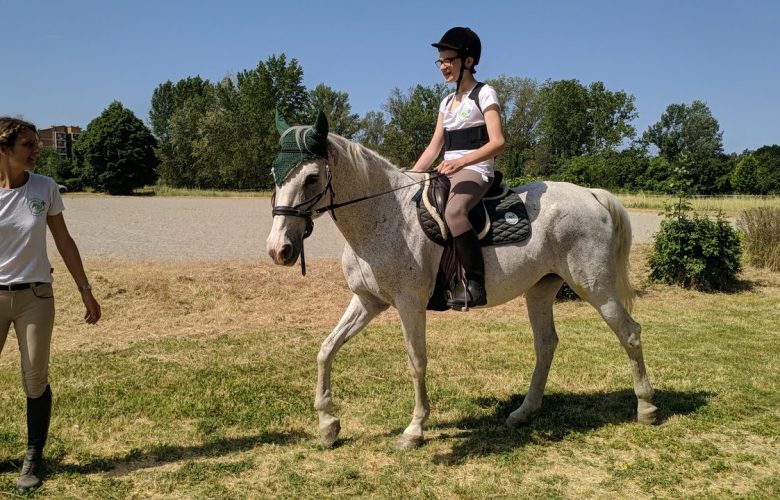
319, 416, 341, 448
395, 433, 423, 450
505, 408, 537, 428
637, 402, 658, 425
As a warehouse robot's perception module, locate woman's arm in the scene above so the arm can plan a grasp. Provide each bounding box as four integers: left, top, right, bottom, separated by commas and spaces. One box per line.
411, 113, 446, 171
434, 104, 505, 175
47, 213, 101, 324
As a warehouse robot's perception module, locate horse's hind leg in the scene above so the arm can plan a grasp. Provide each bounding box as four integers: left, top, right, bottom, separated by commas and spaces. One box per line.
507, 274, 563, 427
587, 291, 657, 425
315, 293, 388, 448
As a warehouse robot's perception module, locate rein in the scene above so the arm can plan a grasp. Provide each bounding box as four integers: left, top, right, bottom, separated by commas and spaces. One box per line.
272, 168, 444, 275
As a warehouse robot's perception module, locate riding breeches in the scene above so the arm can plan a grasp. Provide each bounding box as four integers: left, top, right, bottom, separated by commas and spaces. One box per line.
445, 169, 491, 237
0, 284, 54, 398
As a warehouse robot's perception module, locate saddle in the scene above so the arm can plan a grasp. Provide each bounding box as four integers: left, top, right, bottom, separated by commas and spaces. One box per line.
414, 171, 531, 247
413, 171, 531, 310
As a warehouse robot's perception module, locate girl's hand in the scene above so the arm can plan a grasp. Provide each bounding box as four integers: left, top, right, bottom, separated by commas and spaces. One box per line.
435, 159, 465, 175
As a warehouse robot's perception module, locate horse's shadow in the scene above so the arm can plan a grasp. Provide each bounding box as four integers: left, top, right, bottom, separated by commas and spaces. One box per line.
0, 430, 309, 478
426, 389, 712, 464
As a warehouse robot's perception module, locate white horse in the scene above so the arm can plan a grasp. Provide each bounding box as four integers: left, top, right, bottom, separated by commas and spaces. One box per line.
267, 119, 657, 449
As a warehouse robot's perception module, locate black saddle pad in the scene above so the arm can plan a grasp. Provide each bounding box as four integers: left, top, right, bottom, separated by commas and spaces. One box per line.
414, 172, 531, 247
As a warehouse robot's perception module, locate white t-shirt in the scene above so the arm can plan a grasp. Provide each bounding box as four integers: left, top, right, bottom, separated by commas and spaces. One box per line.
0, 172, 64, 284
439, 83, 501, 179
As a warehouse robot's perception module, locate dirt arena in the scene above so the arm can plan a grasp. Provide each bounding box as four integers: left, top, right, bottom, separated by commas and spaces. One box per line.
50, 195, 663, 262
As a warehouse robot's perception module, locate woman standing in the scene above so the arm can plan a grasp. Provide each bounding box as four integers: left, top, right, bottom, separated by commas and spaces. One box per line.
411, 27, 505, 308
0, 117, 101, 493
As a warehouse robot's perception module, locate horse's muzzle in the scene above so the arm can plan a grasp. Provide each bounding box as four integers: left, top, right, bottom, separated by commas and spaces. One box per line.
267, 239, 300, 266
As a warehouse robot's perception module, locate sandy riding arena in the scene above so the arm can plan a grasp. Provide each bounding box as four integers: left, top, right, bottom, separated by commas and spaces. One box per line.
49, 196, 663, 262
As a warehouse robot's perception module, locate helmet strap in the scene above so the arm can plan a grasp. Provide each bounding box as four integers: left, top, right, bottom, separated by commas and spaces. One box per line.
456, 61, 466, 93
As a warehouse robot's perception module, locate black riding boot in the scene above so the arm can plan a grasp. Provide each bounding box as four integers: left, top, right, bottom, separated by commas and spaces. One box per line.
17, 385, 51, 494
447, 230, 487, 309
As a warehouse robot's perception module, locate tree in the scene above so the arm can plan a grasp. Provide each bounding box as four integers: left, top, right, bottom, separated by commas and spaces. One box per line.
731, 154, 759, 194
161, 90, 215, 188
354, 111, 386, 151
74, 101, 158, 195
641, 156, 676, 193
307, 84, 360, 139
753, 145, 780, 194
149, 76, 211, 142
189, 54, 309, 190
35, 146, 70, 184
487, 75, 540, 177
531, 79, 637, 176
151, 77, 214, 188
382, 84, 450, 167
535, 79, 590, 161
642, 101, 725, 194
643, 101, 723, 162
587, 81, 637, 153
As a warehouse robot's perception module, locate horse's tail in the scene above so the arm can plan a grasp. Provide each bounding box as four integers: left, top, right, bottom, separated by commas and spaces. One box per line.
590, 188, 635, 313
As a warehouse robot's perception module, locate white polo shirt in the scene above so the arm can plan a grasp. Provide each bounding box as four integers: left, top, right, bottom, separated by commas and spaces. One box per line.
0, 172, 64, 284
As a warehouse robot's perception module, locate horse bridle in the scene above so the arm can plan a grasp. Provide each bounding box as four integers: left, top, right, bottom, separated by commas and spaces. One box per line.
271, 165, 337, 276
271, 164, 443, 276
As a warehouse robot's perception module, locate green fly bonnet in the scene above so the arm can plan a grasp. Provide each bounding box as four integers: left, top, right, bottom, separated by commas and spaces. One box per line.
272, 110, 329, 186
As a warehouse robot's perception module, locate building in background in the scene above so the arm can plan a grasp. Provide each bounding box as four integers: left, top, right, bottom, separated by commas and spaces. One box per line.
38, 125, 81, 158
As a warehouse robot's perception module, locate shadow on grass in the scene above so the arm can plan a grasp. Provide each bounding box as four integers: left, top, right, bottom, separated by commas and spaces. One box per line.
40, 430, 309, 477
430, 389, 712, 464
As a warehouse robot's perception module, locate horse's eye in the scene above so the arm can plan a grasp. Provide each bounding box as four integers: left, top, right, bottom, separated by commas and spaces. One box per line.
304, 174, 319, 186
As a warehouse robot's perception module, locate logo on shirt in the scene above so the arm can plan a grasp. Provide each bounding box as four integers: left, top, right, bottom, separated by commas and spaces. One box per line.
458, 103, 471, 122
28, 198, 46, 216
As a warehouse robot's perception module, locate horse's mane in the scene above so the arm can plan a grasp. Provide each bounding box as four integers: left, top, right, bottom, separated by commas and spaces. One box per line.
326, 134, 403, 185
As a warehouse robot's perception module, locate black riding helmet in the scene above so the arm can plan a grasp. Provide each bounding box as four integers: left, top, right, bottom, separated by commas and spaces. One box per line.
432, 27, 481, 92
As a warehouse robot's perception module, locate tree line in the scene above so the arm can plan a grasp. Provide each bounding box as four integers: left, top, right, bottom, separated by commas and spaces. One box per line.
36, 54, 780, 195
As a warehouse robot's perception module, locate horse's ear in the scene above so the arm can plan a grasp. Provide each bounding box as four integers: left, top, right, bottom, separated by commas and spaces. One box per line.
275, 109, 290, 136
313, 110, 329, 139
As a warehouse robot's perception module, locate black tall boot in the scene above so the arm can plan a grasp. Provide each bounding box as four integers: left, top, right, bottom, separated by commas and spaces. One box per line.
17, 385, 51, 494
447, 230, 487, 309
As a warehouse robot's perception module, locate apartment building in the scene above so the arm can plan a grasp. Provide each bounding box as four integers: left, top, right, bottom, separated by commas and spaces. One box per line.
38, 125, 81, 158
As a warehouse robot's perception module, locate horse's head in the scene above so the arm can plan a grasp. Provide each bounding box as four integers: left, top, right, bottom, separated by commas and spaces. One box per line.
266, 110, 332, 270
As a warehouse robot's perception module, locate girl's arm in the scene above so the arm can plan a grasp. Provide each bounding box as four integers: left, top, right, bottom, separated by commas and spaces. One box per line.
411, 112, 446, 171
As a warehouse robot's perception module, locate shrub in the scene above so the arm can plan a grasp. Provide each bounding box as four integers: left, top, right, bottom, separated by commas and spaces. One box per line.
648, 197, 742, 291
738, 207, 780, 272
556, 282, 580, 301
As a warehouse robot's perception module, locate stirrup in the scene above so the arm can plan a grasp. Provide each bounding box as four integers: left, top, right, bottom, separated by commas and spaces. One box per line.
446, 278, 486, 311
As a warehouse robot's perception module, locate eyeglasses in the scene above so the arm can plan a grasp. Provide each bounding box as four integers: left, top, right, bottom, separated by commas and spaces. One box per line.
434, 56, 460, 68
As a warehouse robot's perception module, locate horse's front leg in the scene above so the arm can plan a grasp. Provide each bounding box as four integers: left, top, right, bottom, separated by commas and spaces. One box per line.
316, 293, 388, 448
395, 299, 430, 450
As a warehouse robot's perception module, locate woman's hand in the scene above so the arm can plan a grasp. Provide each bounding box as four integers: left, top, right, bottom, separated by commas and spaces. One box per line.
81, 290, 101, 324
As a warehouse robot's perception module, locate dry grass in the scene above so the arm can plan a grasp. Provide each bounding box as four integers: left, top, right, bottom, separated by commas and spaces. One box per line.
0, 247, 777, 498
617, 193, 780, 215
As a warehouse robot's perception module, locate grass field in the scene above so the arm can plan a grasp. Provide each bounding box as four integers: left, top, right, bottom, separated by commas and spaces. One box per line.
0, 247, 777, 498
616, 193, 780, 216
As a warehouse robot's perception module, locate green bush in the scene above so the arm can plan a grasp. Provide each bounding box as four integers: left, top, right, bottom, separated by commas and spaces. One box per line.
556, 282, 580, 301
648, 197, 742, 291
738, 207, 780, 272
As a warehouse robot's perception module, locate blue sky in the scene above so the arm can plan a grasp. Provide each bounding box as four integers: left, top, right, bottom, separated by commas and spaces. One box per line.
2, 0, 778, 153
